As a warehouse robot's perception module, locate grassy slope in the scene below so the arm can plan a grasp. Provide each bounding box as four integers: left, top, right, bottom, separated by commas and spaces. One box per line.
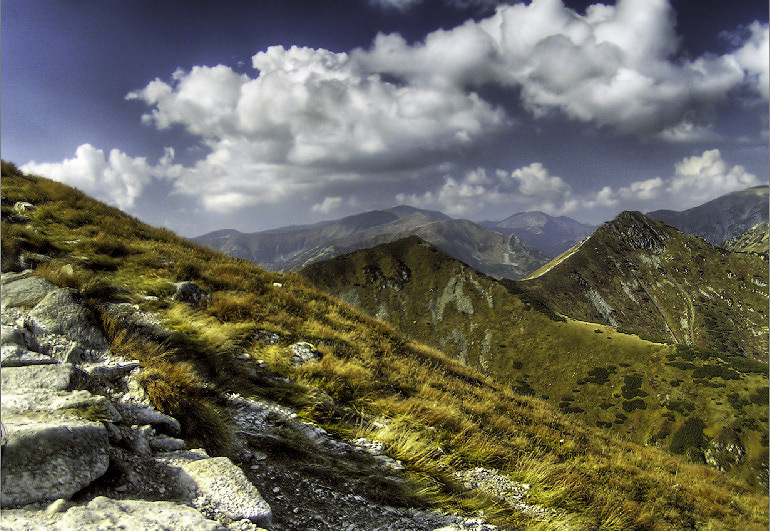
723, 223, 769, 255
1, 167, 768, 530
301, 236, 769, 489
519, 212, 769, 361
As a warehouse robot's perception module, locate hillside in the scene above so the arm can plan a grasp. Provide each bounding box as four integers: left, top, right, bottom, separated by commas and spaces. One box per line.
519, 211, 768, 361
302, 235, 769, 488
2, 164, 768, 529
724, 222, 769, 254
195, 207, 549, 280
481, 212, 596, 257
647, 185, 769, 245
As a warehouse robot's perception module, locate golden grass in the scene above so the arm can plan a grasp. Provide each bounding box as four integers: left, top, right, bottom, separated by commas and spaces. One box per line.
2, 169, 768, 530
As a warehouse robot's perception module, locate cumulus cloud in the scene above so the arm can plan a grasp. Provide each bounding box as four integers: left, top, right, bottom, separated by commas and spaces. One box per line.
311, 196, 344, 214
398, 149, 761, 219
732, 21, 769, 99
368, 0, 421, 11
586, 149, 761, 210
125, 45, 506, 211
396, 163, 576, 216
21, 144, 180, 210
356, 0, 757, 135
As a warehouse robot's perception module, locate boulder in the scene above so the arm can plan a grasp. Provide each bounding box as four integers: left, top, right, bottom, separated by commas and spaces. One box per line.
179, 457, 272, 526
1, 324, 38, 350
1, 388, 121, 423
114, 402, 181, 436
57, 497, 225, 530
1, 276, 57, 308
171, 282, 210, 307
289, 342, 321, 366
26, 288, 109, 352
14, 201, 36, 212
1, 363, 87, 392
1, 269, 35, 285
1, 345, 56, 367
1, 414, 110, 507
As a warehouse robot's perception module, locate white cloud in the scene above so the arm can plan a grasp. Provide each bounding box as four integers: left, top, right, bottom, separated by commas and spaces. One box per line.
398, 149, 761, 219
368, 0, 421, 10
311, 196, 344, 214
732, 21, 769, 100
586, 149, 761, 210
125, 45, 506, 211
20, 144, 179, 210
356, 0, 757, 135
396, 163, 576, 216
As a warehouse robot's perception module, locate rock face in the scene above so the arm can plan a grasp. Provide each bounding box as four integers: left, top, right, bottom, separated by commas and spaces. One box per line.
26, 288, 109, 352
1, 415, 110, 507
1, 275, 57, 308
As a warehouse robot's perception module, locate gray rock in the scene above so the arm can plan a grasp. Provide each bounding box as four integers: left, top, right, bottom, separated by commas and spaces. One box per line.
57, 497, 225, 530
14, 201, 36, 213
1, 276, 57, 309
1, 269, 35, 285
1, 363, 87, 392
1, 414, 110, 507
26, 288, 109, 352
1, 388, 121, 422
289, 342, 321, 366
1, 324, 38, 350
150, 434, 187, 453
1, 345, 56, 367
180, 457, 272, 526
85, 361, 141, 381
114, 402, 181, 436
20, 253, 53, 270
171, 282, 210, 307
256, 330, 280, 345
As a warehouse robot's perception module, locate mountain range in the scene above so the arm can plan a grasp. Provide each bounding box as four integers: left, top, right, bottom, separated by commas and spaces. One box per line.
2, 161, 768, 529
302, 219, 769, 486
647, 185, 769, 245
195, 205, 551, 280
481, 211, 596, 257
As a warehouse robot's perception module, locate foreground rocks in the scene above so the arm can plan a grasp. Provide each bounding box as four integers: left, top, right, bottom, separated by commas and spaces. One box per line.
1, 270, 516, 530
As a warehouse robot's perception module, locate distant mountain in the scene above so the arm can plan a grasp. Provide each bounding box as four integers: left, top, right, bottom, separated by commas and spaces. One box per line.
518, 211, 769, 360
481, 211, 596, 257
195, 206, 550, 279
302, 235, 769, 481
647, 185, 769, 245
724, 222, 769, 254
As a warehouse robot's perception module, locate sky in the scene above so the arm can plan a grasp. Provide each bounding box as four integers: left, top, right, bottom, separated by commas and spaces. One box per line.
2, 0, 768, 236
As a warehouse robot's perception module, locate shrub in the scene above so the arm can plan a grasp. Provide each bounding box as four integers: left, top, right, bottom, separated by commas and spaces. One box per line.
670, 417, 706, 454
175, 260, 201, 281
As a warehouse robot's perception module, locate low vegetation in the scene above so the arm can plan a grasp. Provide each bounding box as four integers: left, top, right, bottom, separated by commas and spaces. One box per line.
2, 165, 768, 530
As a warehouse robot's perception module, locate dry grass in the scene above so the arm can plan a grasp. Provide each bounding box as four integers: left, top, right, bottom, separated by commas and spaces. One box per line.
2, 169, 768, 530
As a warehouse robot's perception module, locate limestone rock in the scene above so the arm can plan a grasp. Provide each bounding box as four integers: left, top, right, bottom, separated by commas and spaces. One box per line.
180, 457, 272, 525
1, 363, 87, 392
1, 345, 56, 366
26, 288, 109, 352
1, 414, 110, 507
114, 402, 181, 436
1, 276, 57, 309
289, 342, 321, 366
58, 497, 225, 530
172, 282, 210, 307
1, 388, 121, 422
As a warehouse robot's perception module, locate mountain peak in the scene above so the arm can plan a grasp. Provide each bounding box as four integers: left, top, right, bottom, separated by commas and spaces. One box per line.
599, 211, 671, 253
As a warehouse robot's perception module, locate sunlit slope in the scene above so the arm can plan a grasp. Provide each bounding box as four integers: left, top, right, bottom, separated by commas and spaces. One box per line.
2, 163, 768, 530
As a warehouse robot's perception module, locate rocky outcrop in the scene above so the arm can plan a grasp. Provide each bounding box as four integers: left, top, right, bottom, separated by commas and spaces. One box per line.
1, 275, 57, 308
172, 282, 210, 307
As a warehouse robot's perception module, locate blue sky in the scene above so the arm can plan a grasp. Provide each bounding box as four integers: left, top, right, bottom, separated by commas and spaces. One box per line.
2, 0, 768, 236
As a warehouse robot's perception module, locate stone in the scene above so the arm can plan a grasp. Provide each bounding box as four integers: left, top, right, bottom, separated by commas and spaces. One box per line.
46, 499, 69, 514
20, 253, 53, 270
57, 497, 225, 530
85, 361, 141, 381
26, 288, 109, 352
1, 269, 35, 285
1, 276, 57, 308
150, 434, 187, 453
1, 388, 121, 422
1, 414, 110, 507
289, 342, 321, 366
180, 457, 272, 525
1, 345, 56, 366
14, 201, 36, 212
256, 330, 279, 345
1, 324, 38, 350
1, 363, 87, 392
171, 282, 210, 307
114, 402, 181, 436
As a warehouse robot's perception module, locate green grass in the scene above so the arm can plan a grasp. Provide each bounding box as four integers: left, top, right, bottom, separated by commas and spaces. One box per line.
2, 166, 769, 530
